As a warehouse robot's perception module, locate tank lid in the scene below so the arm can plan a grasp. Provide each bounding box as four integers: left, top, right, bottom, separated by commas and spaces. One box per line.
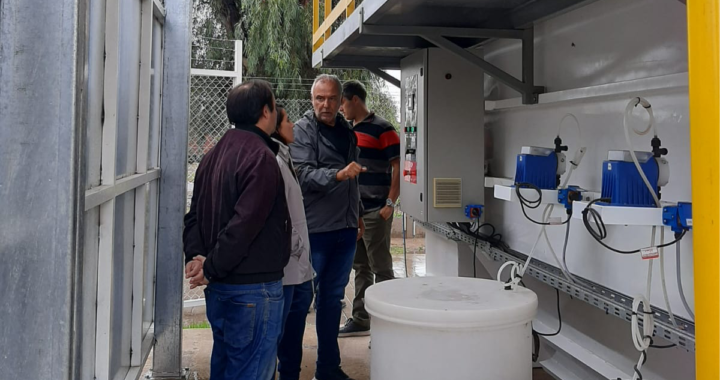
365, 277, 538, 329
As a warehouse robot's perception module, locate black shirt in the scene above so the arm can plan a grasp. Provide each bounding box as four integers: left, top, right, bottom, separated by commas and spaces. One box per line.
319, 121, 352, 163
183, 125, 291, 285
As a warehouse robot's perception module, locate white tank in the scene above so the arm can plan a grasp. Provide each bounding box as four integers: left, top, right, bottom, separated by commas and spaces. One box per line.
365, 276, 538, 380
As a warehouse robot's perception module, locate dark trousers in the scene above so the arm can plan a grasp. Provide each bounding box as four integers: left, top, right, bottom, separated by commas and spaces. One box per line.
276, 280, 314, 380
352, 210, 395, 327
309, 228, 357, 374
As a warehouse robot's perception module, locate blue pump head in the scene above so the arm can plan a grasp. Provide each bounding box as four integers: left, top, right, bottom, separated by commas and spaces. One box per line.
601, 150, 669, 207
514, 146, 567, 190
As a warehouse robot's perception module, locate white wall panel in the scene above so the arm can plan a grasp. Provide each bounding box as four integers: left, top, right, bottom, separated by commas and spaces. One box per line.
480, 0, 694, 378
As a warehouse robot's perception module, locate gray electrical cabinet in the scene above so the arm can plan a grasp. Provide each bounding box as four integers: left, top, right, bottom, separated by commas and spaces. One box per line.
400, 48, 485, 222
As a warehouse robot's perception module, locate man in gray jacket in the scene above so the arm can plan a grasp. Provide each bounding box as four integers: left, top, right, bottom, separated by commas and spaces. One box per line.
290, 74, 365, 380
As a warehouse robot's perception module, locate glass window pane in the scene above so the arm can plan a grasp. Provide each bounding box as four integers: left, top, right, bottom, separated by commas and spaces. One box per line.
109, 191, 135, 377
143, 181, 159, 333
115, 0, 143, 178
148, 19, 163, 169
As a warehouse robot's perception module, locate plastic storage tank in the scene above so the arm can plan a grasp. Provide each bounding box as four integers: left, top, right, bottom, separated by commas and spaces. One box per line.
365, 276, 538, 380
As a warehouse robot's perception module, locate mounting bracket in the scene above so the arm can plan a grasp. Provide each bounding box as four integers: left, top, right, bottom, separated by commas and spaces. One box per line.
361, 25, 545, 104
365, 65, 401, 88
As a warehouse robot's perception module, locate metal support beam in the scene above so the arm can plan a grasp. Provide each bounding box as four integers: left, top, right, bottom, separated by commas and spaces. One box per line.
366, 66, 400, 88
422, 33, 544, 104
687, 0, 719, 378
521, 28, 536, 104
359, 24, 544, 104
323, 56, 402, 70
153, 0, 192, 377
362, 24, 525, 40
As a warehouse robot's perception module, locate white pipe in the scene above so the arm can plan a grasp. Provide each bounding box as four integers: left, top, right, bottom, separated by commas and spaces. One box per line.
630, 230, 657, 380
623, 97, 660, 207
519, 114, 584, 282
497, 261, 522, 289
658, 227, 679, 328
676, 242, 695, 320
520, 205, 552, 275
631, 293, 654, 380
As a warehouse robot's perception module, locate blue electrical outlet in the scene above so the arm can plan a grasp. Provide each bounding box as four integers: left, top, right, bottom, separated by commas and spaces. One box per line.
663, 202, 692, 234
465, 204, 484, 220
557, 186, 583, 212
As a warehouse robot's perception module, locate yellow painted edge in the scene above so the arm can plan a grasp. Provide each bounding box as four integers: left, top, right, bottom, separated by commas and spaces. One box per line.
313, 0, 353, 44
687, 0, 720, 378
313, 38, 324, 53
313, 0, 319, 34
346, 0, 356, 18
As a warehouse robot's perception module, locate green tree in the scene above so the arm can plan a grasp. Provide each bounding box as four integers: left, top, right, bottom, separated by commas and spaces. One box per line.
193, 0, 396, 97
191, 0, 400, 131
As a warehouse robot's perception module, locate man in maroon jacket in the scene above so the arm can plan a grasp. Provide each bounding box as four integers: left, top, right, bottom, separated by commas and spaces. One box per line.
183, 79, 291, 380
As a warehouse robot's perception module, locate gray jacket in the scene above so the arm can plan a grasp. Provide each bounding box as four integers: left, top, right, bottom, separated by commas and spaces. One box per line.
274, 139, 314, 286
290, 111, 362, 234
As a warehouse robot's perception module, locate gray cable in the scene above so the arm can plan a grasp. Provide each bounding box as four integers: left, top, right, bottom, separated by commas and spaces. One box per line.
562, 220, 572, 275
676, 242, 695, 320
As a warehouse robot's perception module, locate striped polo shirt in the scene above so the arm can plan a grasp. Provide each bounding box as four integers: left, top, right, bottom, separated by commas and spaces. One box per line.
353, 113, 401, 213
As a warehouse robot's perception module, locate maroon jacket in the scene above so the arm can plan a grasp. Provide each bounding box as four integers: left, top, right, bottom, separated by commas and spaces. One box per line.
183, 125, 291, 284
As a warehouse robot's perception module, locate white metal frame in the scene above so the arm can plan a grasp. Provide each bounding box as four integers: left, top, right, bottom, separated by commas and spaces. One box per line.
182, 42, 243, 310
189, 40, 243, 84
84, 0, 165, 378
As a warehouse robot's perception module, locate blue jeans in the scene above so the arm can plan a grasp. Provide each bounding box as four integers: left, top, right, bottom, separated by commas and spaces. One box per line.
204, 280, 284, 380
309, 228, 357, 375
276, 280, 314, 380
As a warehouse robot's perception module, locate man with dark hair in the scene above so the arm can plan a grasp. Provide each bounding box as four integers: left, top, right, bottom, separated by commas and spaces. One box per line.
183, 79, 291, 380
290, 74, 365, 380
338, 79, 401, 338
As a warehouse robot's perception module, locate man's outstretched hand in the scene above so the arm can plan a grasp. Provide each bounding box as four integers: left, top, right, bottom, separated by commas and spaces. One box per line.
337, 162, 367, 181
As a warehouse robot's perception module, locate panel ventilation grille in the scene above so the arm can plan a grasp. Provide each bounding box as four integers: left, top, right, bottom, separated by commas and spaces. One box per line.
433, 178, 462, 208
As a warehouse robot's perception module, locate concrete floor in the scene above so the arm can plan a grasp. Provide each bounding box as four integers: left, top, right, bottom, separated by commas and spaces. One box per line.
160, 245, 555, 380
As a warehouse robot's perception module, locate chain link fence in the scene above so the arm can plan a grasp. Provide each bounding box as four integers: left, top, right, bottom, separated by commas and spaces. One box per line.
185, 71, 400, 304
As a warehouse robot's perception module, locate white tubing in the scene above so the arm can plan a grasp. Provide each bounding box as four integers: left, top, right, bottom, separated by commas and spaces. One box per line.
558, 113, 586, 187
630, 230, 657, 380
676, 242, 696, 320
623, 97, 661, 207
497, 261, 522, 289
520, 204, 576, 283
520, 204, 552, 275
558, 113, 583, 149
541, 215, 577, 283
647, 227, 656, 301
632, 295, 654, 352
519, 114, 584, 283
631, 293, 654, 380
658, 227, 679, 328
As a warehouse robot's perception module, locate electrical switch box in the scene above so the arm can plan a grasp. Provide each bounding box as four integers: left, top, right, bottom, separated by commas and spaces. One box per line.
400, 48, 485, 222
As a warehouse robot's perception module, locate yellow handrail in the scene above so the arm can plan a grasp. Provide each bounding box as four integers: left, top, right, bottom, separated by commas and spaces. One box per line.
687, 0, 720, 378
313, 0, 356, 52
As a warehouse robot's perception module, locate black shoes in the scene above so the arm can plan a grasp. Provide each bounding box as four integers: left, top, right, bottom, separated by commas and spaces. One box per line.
338, 318, 370, 338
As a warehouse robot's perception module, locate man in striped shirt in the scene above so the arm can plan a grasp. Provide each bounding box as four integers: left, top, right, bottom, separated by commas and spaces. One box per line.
338, 80, 401, 337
